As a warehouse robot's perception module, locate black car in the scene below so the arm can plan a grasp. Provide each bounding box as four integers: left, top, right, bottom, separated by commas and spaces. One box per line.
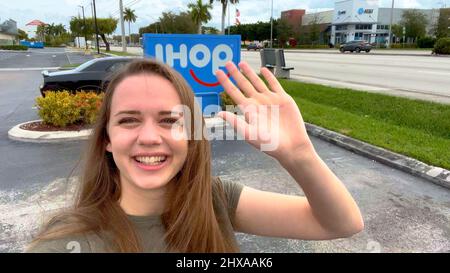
339, 40, 372, 53
40, 56, 137, 96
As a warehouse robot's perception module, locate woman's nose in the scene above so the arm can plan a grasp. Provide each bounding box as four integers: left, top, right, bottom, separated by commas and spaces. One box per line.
136, 121, 163, 146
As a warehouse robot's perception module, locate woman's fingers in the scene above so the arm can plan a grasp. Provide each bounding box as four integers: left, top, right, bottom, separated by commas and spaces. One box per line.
260, 67, 284, 93
217, 111, 249, 140
215, 69, 248, 106
224, 62, 258, 97
238, 62, 270, 93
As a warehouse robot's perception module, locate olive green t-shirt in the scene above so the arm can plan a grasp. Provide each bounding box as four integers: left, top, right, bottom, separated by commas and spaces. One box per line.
26, 178, 243, 253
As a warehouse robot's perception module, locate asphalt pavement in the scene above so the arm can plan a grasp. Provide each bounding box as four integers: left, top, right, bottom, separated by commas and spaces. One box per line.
0, 47, 449, 253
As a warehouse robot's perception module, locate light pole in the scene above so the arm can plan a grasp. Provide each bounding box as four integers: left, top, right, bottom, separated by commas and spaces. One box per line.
78, 5, 87, 50
119, 0, 126, 52
270, 0, 273, 48
387, 0, 395, 48
92, 0, 100, 54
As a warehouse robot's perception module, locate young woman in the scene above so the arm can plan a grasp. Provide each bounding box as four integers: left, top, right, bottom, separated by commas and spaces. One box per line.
27, 59, 363, 253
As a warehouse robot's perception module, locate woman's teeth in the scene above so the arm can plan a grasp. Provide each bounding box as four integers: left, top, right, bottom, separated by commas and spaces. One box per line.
135, 156, 167, 165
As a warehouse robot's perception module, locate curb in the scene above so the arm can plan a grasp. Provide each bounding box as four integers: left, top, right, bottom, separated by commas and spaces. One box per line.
304, 123, 450, 190
7, 118, 226, 143
8, 120, 92, 143
282, 49, 450, 58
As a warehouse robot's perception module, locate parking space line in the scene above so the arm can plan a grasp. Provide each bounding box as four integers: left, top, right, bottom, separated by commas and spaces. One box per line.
0, 67, 60, 71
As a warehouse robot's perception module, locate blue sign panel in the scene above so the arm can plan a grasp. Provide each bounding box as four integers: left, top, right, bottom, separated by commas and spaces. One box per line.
143, 34, 241, 115
20, 40, 44, 48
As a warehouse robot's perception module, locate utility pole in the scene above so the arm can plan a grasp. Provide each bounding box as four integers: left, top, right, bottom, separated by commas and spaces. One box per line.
78, 5, 87, 50
93, 0, 100, 54
227, 1, 230, 35
387, 0, 395, 48
119, 0, 126, 52
77, 11, 81, 48
270, 0, 273, 48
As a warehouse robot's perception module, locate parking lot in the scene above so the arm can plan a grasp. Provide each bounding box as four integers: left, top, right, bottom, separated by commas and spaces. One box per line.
1, 48, 450, 253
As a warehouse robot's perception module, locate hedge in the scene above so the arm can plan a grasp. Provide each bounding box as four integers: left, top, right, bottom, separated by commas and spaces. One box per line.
0, 45, 28, 51
433, 38, 450, 55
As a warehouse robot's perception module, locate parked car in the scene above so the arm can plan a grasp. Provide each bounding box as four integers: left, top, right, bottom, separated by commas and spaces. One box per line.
339, 40, 372, 53
247, 43, 262, 51
40, 57, 137, 96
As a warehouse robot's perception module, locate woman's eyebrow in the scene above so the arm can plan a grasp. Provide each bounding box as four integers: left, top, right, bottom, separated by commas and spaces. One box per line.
114, 110, 140, 117
158, 110, 183, 117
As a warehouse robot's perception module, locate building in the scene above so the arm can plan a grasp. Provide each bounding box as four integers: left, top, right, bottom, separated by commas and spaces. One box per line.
282, 0, 440, 45
281, 9, 306, 36
25, 19, 47, 40
0, 19, 18, 45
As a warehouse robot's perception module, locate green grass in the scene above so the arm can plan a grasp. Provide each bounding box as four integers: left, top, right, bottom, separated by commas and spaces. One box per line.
278, 79, 450, 170
100, 49, 138, 56
61, 63, 80, 69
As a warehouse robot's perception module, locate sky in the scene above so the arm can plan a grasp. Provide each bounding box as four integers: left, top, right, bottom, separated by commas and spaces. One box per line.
1, 0, 449, 35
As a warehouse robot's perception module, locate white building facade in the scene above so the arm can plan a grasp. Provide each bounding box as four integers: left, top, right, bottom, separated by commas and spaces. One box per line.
327, 0, 439, 45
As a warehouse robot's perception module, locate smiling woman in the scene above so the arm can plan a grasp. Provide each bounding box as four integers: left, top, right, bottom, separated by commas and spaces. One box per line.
26, 58, 363, 253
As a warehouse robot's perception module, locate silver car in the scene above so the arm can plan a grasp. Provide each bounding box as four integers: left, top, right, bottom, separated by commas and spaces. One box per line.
339, 40, 372, 53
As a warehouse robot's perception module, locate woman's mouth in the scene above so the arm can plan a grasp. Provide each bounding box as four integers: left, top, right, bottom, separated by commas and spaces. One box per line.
133, 155, 168, 171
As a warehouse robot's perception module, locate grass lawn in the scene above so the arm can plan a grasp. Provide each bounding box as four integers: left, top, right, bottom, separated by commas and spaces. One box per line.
100, 49, 138, 56
278, 79, 450, 170
61, 63, 81, 69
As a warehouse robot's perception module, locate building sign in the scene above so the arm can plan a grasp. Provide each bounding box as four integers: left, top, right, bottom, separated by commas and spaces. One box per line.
358, 8, 374, 15
143, 34, 241, 115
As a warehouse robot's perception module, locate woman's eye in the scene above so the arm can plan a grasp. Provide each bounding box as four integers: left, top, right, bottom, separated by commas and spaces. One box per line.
118, 118, 138, 125
160, 118, 179, 124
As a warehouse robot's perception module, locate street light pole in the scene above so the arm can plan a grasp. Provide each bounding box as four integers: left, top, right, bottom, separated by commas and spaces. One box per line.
119, 0, 126, 52
387, 0, 395, 48
270, 0, 273, 48
92, 0, 100, 54
78, 5, 87, 50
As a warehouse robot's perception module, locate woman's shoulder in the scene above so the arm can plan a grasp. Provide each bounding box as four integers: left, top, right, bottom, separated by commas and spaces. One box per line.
25, 219, 109, 253
26, 233, 92, 253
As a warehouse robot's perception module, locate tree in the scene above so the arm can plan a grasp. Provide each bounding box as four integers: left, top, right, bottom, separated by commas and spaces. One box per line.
209, 0, 239, 34
202, 26, 219, 34
277, 18, 293, 48
400, 10, 428, 43
123, 8, 137, 44
188, 0, 212, 34
158, 11, 196, 34
17, 29, 28, 40
308, 13, 322, 45
70, 17, 118, 51
391, 24, 403, 43
435, 8, 450, 38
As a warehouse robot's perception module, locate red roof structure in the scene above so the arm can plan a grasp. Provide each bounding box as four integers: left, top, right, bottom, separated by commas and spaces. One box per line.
26, 20, 46, 26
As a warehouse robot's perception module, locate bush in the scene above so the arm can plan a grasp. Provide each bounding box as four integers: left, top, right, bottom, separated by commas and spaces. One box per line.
220, 92, 236, 110
0, 45, 28, 51
296, 44, 330, 49
73, 91, 104, 124
417, 37, 436, 48
433, 38, 450, 55
36, 91, 103, 127
390, 43, 418, 49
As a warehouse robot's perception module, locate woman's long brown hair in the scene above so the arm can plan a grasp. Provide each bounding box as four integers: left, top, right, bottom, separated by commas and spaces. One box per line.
29, 59, 239, 252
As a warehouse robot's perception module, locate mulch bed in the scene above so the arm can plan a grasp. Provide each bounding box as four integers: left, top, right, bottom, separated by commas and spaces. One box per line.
20, 121, 93, 132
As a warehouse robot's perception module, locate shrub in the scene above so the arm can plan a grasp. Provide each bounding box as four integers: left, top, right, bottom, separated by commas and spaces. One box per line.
296, 44, 330, 49
220, 92, 236, 110
36, 91, 81, 127
391, 43, 418, 49
35, 91, 103, 127
0, 45, 28, 51
73, 91, 104, 125
433, 38, 450, 55
417, 37, 436, 48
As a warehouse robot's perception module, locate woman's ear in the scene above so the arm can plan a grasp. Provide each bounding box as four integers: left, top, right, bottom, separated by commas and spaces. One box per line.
106, 142, 112, 152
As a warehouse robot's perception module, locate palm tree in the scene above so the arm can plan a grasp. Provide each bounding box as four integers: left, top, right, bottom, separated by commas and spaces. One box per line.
123, 7, 137, 45
188, 0, 212, 34
209, 0, 239, 34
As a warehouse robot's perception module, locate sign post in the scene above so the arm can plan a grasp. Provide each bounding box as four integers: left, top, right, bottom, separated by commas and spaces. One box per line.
143, 34, 241, 116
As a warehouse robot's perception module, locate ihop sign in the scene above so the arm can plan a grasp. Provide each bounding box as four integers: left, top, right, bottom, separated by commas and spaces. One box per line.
143, 34, 241, 115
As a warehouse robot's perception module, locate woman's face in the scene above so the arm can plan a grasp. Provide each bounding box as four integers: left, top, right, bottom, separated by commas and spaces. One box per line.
106, 73, 188, 192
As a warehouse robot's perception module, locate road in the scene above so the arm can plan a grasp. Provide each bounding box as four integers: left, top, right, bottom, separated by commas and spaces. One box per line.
111, 46, 450, 104
242, 50, 450, 104
0, 47, 449, 253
